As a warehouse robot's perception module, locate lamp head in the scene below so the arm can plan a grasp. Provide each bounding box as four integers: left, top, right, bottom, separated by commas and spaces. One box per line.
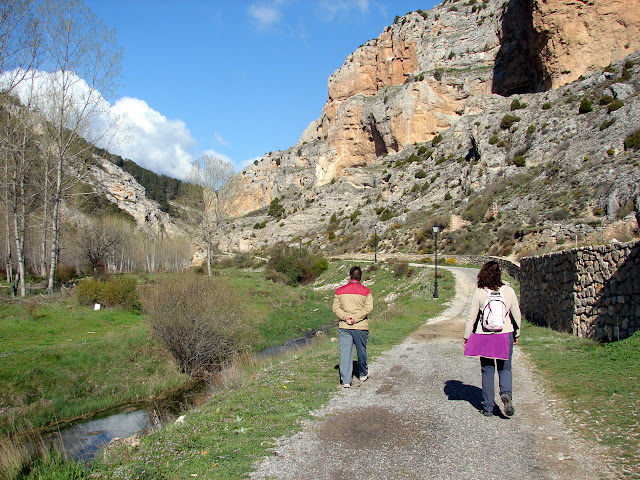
432, 224, 439, 234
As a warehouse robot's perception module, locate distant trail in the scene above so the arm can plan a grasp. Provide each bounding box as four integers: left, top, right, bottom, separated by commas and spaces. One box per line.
250, 267, 614, 480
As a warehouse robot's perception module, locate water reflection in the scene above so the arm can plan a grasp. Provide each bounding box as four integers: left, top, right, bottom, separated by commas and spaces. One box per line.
46, 408, 151, 462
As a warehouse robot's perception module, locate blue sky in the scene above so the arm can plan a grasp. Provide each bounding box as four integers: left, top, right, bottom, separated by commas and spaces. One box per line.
84, 0, 439, 179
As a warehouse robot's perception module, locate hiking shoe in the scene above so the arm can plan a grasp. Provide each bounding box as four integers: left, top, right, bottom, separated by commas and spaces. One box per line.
501, 392, 515, 416
481, 409, 493, 417
359, 374, 369, 382
342, 383, 351, 388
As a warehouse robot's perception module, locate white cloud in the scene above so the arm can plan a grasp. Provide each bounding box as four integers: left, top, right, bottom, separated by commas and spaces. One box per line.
213, 131, 230, 147
110, 97, 195, 179
248, 2, 283, 29
0, 69, 231, 181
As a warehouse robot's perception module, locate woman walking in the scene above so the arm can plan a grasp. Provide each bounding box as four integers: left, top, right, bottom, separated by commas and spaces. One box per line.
463, 261, 522, 417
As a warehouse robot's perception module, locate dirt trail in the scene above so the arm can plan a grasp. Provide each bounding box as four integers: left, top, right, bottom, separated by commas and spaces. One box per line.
250, 267, 614, 480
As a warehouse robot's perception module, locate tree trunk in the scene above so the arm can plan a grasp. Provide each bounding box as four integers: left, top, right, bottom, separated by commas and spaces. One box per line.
47, 155, 63, 294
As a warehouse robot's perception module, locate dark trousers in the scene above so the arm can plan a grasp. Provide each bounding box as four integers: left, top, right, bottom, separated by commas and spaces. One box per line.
480, 333, 514, 412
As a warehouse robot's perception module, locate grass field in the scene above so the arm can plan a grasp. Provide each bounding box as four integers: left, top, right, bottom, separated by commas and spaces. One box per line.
0, 260, 455, 479
518, 323, 640, 479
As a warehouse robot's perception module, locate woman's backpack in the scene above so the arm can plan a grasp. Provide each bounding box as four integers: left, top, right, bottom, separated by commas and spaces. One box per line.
481, 286, 508, 332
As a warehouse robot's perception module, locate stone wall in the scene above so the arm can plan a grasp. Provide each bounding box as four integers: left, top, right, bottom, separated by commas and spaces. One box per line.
520, 240, 640, 341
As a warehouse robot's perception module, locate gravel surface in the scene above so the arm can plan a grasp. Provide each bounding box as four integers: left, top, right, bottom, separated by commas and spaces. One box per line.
250, 267, 614, 480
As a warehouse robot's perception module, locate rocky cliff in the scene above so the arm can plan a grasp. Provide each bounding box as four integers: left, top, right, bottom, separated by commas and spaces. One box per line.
221, 0, 640, 221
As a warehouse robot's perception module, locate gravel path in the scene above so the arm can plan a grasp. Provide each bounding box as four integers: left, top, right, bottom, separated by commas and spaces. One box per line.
250, 267, 614, 480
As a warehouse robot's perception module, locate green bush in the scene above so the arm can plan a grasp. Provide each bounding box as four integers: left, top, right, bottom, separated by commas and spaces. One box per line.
75, 278, 102, 305
415, 169, 427, 179
510, 99, 527, 110
100, 276, 140, 309
599, 118, 616, 130
607, 148, 616, 156
578, 97, 593, 114
431, 134, 443, 146
444, 191, 452, 201
608, 100, 624, 112
599, 94, 614, 105
488, 134, 499, 144
624, 129, 640, 150
542, 102, 552, 110
391, 261, 409, 279
526, 124, 536, 134
267, 245, 328, 286
380, 209, 394, 221
74, 276, 140, 310
268, 197, 285, 218
500, 114, 520, 129
54, 263, 78, 283
512, 155, 526, 167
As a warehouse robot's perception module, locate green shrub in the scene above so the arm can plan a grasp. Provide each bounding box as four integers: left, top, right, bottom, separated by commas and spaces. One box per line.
100, 276, 140, 310
526, 124, 536, 134
512, 155, 526, 167
607, 148, 616, 156
267, 244, 328, 286
510, 99, 527, 110
624, 129, 640, 150
500, 114, 520, 129
599, 118, 616, 130
75, 278, 102, 305
415, 169, 427, 179
268, 197, 285, 218
431, 134, 443, 146
444, 191, 452, 201
599, 94, 614, 105
488, 134, 499, 144
380, 209, 394, 221
75, 276, 140, 310
392, 261, 409, 279
54, 263, 78, 283
608, 100, 624, 112
578, 97, 593, 114
542, 102, 552, 110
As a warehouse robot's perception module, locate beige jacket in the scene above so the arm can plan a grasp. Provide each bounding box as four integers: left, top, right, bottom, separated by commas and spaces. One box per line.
464, 284, 522, 339
332, 280, 373, 331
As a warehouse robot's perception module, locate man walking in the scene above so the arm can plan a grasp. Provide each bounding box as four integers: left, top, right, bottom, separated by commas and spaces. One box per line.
332, 266, 373, 388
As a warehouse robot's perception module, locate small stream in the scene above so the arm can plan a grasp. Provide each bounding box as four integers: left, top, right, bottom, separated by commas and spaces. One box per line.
39, 380, 211, 462
39, 326, 332, 463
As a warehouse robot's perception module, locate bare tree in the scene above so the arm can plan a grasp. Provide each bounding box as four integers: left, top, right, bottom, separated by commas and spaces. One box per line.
32, 0, 122, 292
0, 0, 44, 292
75, 219, 122, 274
186, 154, 234, 276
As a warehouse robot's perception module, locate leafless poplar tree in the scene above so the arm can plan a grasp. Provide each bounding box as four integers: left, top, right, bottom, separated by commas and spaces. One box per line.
186, 154, 234, 276
32, 0, 122, 292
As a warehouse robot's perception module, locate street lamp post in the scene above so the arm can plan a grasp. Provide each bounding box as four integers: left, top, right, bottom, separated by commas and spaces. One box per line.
374, 223, 378, 263
433, 224, 439, 299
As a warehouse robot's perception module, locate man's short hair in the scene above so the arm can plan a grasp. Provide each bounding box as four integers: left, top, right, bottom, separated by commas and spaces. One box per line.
349, 266, 362, 281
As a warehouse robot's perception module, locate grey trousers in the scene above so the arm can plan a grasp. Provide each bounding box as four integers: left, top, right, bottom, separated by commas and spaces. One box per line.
339, 328, 369, 385
480, 333, 514, 412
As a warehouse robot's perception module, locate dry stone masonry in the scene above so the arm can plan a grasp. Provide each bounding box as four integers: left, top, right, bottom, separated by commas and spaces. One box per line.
520, 240, 640, 341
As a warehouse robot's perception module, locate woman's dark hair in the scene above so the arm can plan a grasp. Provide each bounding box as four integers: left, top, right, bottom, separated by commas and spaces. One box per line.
477, 261, 503, 290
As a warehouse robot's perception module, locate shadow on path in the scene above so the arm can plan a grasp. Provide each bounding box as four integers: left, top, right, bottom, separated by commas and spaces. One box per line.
443, 379, 483, 410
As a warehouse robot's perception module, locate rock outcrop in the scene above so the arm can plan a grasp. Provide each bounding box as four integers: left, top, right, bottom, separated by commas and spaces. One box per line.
221, 0, 640, 221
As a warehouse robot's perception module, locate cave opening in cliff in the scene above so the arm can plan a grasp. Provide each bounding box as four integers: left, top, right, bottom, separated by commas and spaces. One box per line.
492, 0, 552, 96
367, 118, 391, 157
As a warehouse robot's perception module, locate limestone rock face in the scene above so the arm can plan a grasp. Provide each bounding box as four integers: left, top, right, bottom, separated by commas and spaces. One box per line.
221, 0, 640, 221
533, 0, 640, 88
83, 156, 184, 238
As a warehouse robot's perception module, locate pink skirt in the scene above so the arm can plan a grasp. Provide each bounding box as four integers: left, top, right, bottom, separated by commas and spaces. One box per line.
464, 332, 511, 360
